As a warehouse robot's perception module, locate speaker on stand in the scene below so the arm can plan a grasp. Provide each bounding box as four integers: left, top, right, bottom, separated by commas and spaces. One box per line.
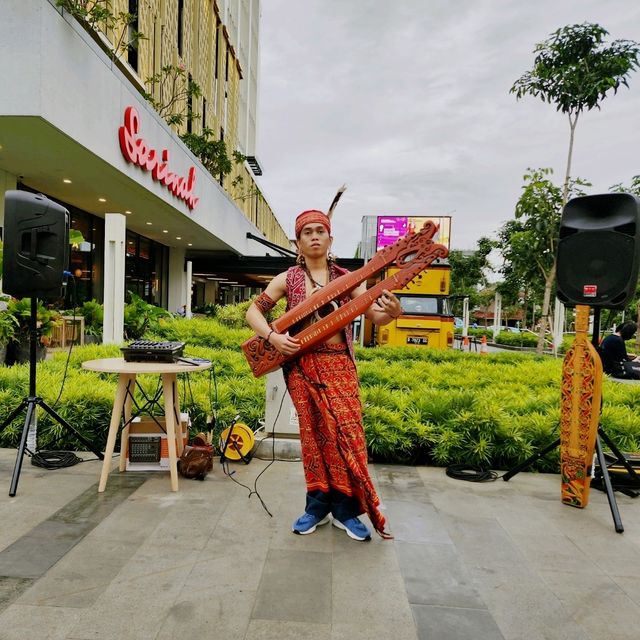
0, 191, 103, 496
556, 193, 640, 309
504, 193, 640, 533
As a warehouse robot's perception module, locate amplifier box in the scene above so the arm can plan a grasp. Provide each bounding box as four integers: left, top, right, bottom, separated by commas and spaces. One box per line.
124, 413, 190, 471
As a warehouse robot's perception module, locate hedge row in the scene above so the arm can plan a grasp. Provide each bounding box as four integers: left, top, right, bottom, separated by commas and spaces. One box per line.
0, 316, 637, 472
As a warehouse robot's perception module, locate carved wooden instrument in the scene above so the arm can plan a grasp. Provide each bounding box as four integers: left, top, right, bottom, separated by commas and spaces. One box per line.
560, 304, 602, 508
242, 221, 449, 377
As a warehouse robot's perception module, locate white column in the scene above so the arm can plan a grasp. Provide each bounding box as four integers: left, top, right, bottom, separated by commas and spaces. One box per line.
168, 246, 186, 314
462, 297, 470, 337
553, 298, 565, 357
185, 260, 193, 318
493, 292, 502, 340
103, 214, 126, 344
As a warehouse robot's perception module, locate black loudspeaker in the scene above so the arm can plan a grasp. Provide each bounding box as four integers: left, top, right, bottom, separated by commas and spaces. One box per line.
3, 191, 70, 300
556, 193, 640, 309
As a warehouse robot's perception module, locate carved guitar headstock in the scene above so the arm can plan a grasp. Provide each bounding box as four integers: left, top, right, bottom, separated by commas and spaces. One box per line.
372, 221, 442, 268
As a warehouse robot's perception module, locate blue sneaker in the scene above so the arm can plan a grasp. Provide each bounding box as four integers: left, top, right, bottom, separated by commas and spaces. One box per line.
332, 517, 372, 541
292, 513, 331, 535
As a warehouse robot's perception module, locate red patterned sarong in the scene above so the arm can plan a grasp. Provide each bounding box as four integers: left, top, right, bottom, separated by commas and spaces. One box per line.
285, 343, 391, 538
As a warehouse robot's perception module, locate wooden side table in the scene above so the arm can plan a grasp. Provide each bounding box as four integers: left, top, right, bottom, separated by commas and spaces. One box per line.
52, 316, 85, 348
81, 358, 211, 492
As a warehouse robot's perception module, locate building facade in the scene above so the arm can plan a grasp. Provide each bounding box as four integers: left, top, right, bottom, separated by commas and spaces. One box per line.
0, 0, 288, 317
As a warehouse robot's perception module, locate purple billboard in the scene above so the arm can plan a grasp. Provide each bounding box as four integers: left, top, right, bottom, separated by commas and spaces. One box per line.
376, 216, 451, 251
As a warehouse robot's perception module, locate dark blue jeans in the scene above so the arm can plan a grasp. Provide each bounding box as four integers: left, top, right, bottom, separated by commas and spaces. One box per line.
305, 489, 359, 522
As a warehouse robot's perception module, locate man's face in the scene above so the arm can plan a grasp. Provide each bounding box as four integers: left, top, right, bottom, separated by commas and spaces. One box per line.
297, 223, 332, 258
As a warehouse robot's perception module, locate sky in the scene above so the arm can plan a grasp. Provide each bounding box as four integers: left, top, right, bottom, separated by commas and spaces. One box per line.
254, 0, 640, 258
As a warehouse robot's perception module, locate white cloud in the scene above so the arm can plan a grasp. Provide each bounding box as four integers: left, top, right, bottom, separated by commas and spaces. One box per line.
255, 0, 640, 256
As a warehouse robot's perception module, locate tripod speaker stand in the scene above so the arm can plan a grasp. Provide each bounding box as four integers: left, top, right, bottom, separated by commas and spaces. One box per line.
503, 308, 640, 533
0, 297, 104, 496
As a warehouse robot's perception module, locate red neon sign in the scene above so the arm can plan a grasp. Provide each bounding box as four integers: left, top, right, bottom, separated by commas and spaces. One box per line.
118, 106, 199, 210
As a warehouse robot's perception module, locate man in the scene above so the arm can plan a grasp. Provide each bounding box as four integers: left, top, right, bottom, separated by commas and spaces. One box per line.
599, 321, 640, 379
245, 209, 401, 541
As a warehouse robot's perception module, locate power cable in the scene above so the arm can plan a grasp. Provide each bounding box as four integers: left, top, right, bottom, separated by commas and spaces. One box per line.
445, 464, 499, 482
31, 450, 83, 469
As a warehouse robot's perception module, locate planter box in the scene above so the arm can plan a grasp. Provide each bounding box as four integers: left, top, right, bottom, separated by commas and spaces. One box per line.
10, 339, 46, 364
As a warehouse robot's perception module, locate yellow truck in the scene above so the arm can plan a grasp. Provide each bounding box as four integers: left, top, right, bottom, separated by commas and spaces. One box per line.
364, 264, 454, 349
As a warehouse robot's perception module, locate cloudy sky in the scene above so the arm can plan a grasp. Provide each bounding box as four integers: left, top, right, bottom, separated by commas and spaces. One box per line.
253, 0, 640, 258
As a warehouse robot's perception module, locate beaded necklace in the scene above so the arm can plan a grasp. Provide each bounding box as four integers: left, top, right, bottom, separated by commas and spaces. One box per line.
302, 264, 338, 321
303, 264, 331, 292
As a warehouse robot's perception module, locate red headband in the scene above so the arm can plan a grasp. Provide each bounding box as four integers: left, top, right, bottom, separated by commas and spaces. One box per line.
294, 210, 331, 238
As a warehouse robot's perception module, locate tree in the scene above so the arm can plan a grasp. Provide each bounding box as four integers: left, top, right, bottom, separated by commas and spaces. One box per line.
511, 23, 640, 347
179, 128, 246, 183
499, 169, 590, 352
56, 1, 145, 60
610, 175, 640, 197
143, 64, 202, 128
448, 237, 496, 314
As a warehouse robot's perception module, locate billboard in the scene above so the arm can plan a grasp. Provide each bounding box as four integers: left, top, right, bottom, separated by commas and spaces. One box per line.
376, 216, 451, 251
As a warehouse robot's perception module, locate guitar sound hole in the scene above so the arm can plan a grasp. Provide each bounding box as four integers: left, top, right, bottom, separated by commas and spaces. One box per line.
314, 300, 339, 322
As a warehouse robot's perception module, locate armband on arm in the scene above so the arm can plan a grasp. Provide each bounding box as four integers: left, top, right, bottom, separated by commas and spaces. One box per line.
254, 292, 277, 314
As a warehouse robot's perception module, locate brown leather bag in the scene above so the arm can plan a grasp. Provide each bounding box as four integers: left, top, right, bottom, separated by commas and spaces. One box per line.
177, 444, 214, 480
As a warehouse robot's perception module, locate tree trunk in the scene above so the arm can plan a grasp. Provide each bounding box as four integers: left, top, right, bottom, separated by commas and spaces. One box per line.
562, 114, 578, 204
536, 264, 556, 354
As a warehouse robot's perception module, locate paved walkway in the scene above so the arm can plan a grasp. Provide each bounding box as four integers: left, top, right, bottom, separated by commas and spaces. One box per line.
0, 448, 639, 639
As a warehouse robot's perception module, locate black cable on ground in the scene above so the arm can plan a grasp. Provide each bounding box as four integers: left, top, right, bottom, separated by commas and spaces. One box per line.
445, 464, 499, 482
31, 450, 83, 469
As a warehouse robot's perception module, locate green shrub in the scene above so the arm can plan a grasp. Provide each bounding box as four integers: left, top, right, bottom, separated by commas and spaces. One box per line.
123, 292, 171, 339
494, 331, 538, 348
0, 301, 636, 475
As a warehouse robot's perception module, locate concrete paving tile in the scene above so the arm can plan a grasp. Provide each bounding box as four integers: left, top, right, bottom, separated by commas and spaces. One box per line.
1, 450, 639, 640
0, 603, 81, 640
508, 532, 602, 574
496, 504, 567, 537
0, 473, 105, 552
87, 498, 168, 543
539, 569, 640, 640
183, 538, 269, 596
538, 569, 629, 616
567, 532, 640, 578
155, 589, 255, 640
0, 530, 86, 579
468, 566, 588, 640
332, 541, 415, 631
411, 604, 505, 640
440, 513, 528, 571
612, 574, 640, 605
203, 500, 278, 550
146, 501, 225, 551
396, 541, 486, 608
384, 499, 453, 544
331, 621, 418, 640
16, 537, 138, 608
66, 547, 199, 640
376, 465, 430, 502
0, 576, 33, 611
245, 619, 331, 639
49, 475, 146, 527
574, 592, 640, 640
252, 548, 331, 623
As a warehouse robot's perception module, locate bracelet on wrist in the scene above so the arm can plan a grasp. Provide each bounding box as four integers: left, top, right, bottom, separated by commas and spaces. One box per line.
265, 329, 275, 343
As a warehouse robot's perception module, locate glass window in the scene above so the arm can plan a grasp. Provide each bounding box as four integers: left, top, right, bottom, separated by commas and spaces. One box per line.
399, 296, 441, 315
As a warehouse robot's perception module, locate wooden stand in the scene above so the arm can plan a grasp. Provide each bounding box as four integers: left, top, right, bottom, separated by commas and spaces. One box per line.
559, 304, 602, 508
